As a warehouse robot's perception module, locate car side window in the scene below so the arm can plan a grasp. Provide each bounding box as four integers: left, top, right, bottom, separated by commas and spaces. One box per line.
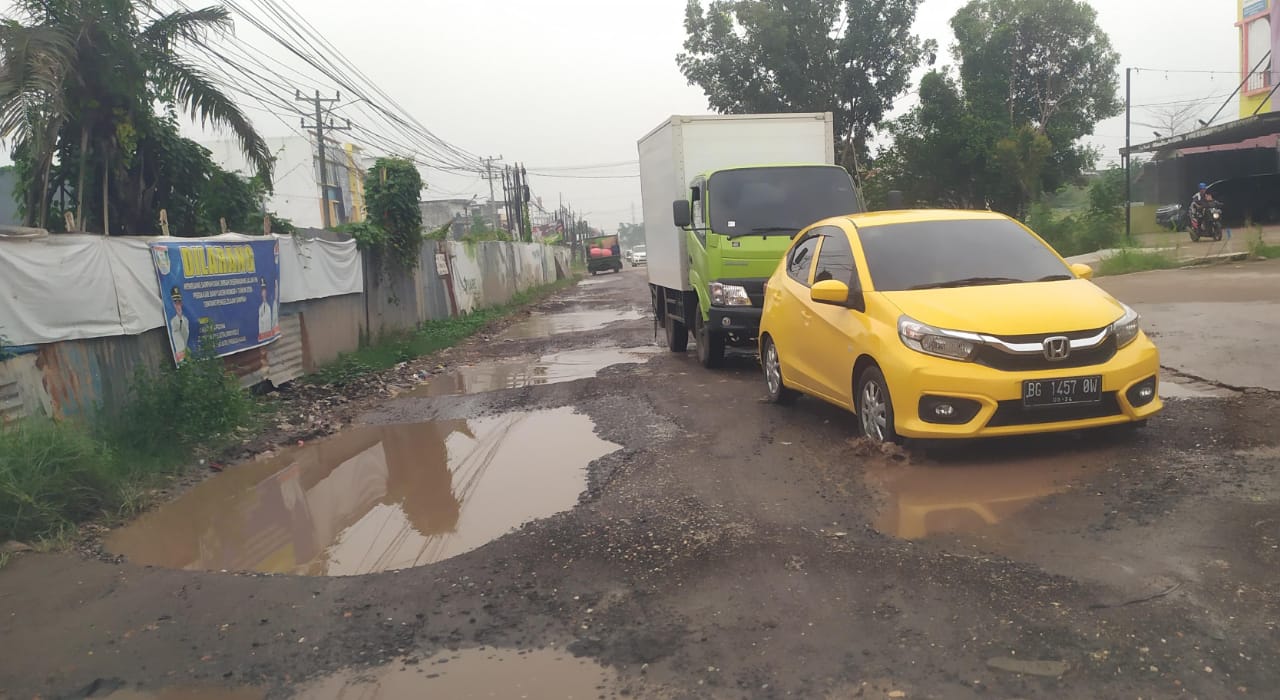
812, 227, 857, 287
786, 235, 820, 286
691, 181, 705, 229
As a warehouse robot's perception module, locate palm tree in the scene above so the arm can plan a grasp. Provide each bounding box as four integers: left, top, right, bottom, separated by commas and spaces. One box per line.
0, 0, 272, 233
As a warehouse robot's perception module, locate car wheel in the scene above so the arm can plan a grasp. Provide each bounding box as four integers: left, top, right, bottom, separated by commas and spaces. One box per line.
761, 336, 797, 405
855, 366, 899, 444
694, 312, 725, 369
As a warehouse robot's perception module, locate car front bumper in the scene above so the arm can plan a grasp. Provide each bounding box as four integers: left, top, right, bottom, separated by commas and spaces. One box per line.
885, 334, 1163, 439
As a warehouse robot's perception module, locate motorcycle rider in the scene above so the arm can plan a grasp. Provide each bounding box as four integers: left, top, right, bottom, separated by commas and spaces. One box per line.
1189, 182, 1215, 234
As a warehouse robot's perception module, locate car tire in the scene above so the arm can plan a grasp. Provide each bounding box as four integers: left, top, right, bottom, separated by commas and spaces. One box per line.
664, 312, 689, 353
761, 336, 798, 405
694, 312, 725, 369
855, 366, 899, 444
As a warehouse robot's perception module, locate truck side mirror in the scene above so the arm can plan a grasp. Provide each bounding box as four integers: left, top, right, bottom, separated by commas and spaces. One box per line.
672, 200, 692, 229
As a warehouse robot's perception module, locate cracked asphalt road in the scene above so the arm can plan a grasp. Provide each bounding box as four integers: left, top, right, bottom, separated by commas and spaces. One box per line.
1, 264, 1278, 699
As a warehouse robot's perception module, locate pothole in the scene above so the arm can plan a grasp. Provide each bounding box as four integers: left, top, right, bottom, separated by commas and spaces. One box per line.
293, 648, 616, 699
498, 306, 646, 340
92, 648, 614, 699
107, 408, 618, 576
412, 345, 659, 397
863, 437, 1116, 540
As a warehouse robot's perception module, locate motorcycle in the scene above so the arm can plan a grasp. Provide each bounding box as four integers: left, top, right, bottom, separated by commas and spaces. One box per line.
1190, 202, 1224, 242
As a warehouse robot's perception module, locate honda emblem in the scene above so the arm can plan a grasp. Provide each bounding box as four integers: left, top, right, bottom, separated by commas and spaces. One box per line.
1042, 336, 1071, 361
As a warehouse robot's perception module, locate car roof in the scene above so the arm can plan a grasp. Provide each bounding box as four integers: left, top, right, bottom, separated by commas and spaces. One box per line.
844, 209, 1011, 228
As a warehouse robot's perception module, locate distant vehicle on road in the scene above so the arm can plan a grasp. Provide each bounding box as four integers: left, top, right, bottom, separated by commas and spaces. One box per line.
586, 235, 623, 275
630, 245, 647, 266
758, 210, 1162, 443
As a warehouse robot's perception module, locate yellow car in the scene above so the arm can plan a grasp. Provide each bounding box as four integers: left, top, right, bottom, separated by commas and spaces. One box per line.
758, 210, 1162, 442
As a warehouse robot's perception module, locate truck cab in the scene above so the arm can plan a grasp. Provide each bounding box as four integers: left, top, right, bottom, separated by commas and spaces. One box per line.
665, 163, 860, 367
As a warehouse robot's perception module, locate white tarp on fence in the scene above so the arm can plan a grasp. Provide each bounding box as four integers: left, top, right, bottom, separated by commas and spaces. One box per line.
0, 232, 362, 346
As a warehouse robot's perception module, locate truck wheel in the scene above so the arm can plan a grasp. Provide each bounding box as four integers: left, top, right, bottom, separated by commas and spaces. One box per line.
761, 336, 797, 405
664, 313, 689, 353
855, 366, 899, 444
694, 313, 725, 369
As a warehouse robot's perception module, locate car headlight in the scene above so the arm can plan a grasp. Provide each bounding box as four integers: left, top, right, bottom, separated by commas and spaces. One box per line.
898, 316, 977, 361
1110, 304, 1140, 348
709, 282, 751, 307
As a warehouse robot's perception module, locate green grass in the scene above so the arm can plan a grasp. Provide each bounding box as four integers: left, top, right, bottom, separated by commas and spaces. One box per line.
315, 275, 578, 386
1097, 248, 1181, 276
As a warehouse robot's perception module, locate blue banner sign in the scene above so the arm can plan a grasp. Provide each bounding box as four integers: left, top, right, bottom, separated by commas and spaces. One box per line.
150, 239, 282, 363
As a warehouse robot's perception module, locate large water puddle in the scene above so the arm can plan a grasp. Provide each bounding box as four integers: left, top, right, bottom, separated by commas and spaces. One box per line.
97, 648, 612, 700
498, 306, 646, 340
295, 648, 614, 698
107, 408, 618, 575
865, 440, 1112, 540
415, 346, 659, 397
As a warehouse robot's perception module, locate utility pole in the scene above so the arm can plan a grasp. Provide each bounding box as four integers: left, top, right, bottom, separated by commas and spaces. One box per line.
501, 166, 513, 235
482, 155, 502, 229
298, 89, 351, 230
1123, 68, 1132, 243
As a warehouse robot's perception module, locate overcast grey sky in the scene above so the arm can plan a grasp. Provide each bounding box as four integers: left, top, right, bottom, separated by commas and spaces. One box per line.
31, 0, 1246, 227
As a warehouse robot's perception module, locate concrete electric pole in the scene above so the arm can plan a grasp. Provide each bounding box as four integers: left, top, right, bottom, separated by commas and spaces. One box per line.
298, 90, 351, 230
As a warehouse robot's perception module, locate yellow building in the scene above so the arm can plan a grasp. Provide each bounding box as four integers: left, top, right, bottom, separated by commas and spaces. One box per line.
343, 143, 367, 223
1239, 0, 1277, 117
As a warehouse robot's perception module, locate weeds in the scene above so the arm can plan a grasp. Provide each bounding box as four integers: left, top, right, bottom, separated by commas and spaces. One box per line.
0, 419, 115, 542
1249, 227, 1280, 259
1097, 248, 1180, 276
98, 345, 256, 467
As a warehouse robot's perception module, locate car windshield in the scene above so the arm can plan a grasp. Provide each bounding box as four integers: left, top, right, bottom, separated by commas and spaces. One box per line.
857, 218, 1073, 292
708, 166, 860, 237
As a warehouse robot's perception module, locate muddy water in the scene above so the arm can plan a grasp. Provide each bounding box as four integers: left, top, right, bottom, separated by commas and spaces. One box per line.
102, 687, 263, 700
498, 306, 646, 340
295, 648, 614, 698
415, 346, 659, 397
107, 408, 618, 576
865, 440, 1111, 540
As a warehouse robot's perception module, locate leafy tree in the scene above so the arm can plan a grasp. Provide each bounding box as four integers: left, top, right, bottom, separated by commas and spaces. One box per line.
0, 0, 271, 233
617, 222, 645, 249
678, 0, 935, 170
877, 0, 1120, 216
362, 157, 424, 268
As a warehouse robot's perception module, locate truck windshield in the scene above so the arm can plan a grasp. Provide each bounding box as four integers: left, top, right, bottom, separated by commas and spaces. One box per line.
708, 166, 859, 237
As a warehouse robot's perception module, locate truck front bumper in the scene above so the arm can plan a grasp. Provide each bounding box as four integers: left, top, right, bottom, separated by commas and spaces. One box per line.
707, 306, 762, 344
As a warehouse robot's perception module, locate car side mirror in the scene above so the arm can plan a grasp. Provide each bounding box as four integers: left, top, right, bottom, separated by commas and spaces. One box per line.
672, 200, 692, 229
1070, 263, 1094, 280
811, 280, 852, 307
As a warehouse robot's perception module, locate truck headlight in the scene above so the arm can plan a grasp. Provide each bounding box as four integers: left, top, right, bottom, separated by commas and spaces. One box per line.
709, 282, 752, 307
1110, 304, 1140, 348
898, 316, 977, 361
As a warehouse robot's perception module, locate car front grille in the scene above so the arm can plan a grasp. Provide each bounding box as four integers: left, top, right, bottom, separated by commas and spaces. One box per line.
986, 393, 1123, 427
974, 336, 1118, 371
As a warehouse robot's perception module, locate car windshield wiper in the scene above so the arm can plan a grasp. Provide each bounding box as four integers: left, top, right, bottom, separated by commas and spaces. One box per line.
908, 276, 1026, 290
1036, 274, 1074, 282
728, 226, 799, 239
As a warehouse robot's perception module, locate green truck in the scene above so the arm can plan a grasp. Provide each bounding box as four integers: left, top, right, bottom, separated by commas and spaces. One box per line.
585, 234, 623, 275
637, 113, 863, 367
